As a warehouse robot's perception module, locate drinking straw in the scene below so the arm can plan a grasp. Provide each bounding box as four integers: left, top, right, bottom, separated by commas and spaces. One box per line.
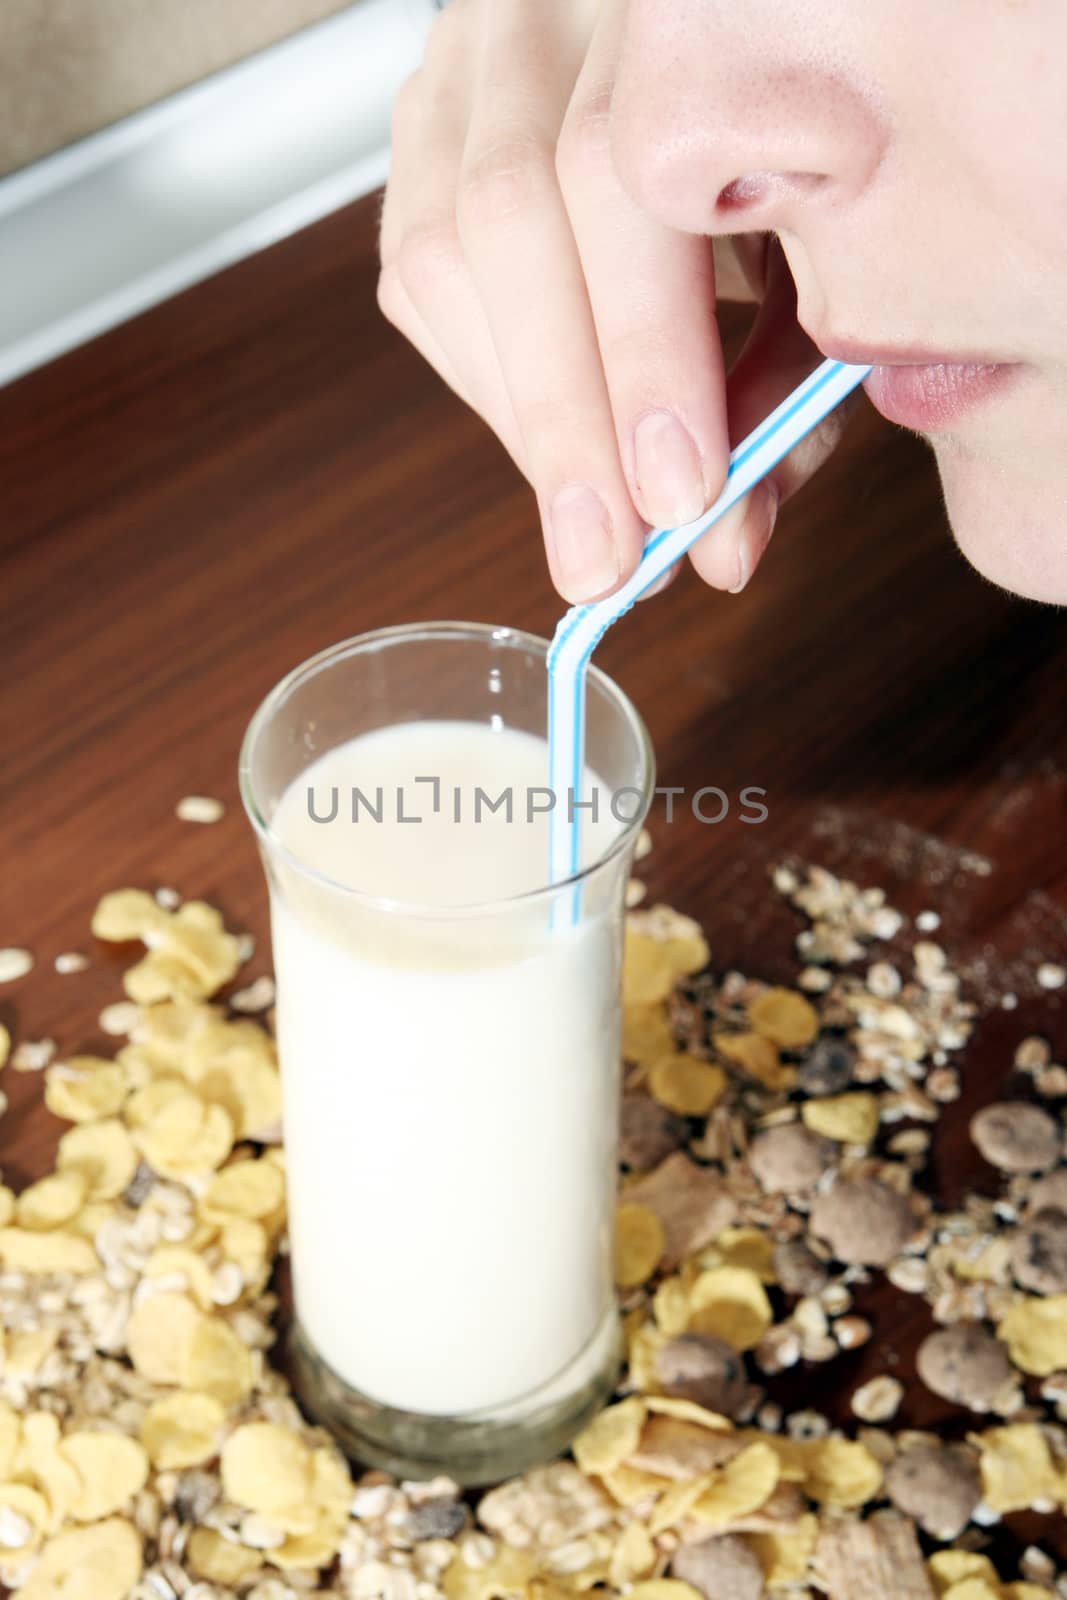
547, 359, 871, 899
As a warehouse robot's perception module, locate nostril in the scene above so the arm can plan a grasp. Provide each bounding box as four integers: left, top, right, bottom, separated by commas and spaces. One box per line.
717, 173, 772, 212
716, 170, 829, 218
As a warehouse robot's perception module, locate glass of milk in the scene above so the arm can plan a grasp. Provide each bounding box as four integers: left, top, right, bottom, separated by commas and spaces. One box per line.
239, 622, 653, 1483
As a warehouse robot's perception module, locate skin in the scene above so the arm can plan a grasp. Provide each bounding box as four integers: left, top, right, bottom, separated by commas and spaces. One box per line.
379, 0, 1067, 606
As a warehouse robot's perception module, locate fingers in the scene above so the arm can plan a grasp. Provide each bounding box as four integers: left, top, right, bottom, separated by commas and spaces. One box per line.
379, 16, 527, 470
689, 239, 856, 592
555, 8, 730, 534
455, 1, 649, 601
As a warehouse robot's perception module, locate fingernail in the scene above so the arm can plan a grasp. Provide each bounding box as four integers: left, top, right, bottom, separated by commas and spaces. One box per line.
633, 410, 707, 528
728, 480, 779, 594
547, 484, 620, 601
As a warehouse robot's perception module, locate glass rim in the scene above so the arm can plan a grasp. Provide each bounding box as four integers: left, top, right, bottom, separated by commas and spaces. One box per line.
238, 621, 656, 921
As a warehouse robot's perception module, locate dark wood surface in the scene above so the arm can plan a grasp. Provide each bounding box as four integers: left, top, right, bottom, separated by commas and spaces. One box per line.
3, 193, 1067, 1570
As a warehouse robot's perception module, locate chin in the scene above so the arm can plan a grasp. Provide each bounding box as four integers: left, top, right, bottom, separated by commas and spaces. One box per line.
936, 442, 1067, 606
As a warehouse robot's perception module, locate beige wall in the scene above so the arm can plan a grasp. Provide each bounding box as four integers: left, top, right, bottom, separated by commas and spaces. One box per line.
0, 0, 353, 177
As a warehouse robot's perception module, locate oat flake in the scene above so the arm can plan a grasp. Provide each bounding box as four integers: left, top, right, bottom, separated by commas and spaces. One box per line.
0, 947, 33, 983
175, 795, 225, 824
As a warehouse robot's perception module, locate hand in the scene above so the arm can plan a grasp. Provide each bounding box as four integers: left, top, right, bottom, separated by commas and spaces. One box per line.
378, 0, 854, 602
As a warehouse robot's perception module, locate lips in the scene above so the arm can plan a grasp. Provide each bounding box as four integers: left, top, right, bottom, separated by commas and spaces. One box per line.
861, 362, 1014, 431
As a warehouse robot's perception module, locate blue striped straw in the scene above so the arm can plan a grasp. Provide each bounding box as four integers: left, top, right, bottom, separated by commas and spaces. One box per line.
547, 358, 871, 909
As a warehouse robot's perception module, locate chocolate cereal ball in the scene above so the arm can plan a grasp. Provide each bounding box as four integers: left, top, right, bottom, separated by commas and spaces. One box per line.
916, 1321, 1014, 1412
970, 1102, 1061, 1174
810, 1178, 916, 1266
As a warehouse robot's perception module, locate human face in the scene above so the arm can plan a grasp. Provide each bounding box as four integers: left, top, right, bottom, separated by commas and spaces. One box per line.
611, 0, 1067, 601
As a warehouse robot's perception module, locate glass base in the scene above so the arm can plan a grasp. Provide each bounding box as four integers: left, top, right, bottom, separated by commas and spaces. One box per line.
289, 1309, 623, 1486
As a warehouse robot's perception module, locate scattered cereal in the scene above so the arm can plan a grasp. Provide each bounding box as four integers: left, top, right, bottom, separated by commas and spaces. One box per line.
810, 1179, 917, 1266
0, 859, 1062, 1600
916, 1322, 1015, 1411
652, 1333, 748, 1418
749, 1123, 836, 1194
970, 1102, 1062, 1174
671, 1533, 763, 1600
54, 951, 89, 974
615, 1205, 665, 1288
230, 975, 277, 1013
1011, 1208, 1067, 1295
97, 1000, 141, 1036
11, 1038, 55, 1073
0, 948, 33, 984
851, 1376, 904, 1423
884, 1443, 981, 1540
176, 795, 226, 824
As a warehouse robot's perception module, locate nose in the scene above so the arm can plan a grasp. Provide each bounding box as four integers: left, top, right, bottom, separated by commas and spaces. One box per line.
609, 1, 887, 237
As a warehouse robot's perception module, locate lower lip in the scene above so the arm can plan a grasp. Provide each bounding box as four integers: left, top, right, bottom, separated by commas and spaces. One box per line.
863, 362, 1014, 431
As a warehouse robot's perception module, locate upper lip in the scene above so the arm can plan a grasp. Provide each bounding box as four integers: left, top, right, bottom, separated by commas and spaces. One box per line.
811, 333, 1004, 368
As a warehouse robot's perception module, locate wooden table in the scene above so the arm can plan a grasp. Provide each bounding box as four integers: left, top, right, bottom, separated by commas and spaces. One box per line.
2, 194, 1066, 1572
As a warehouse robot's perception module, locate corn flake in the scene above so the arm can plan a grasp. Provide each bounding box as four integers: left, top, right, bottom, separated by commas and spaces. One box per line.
134, 1088, 234, 1179
181, 1315, 254, 1406
143, 1244, 215, 1311
126, 1291, 203, 1385
802, 1092, 880, 1144
18, 1425, 81, 1532
119, 900, 242, 1005
124, 1076, 187, 1128
687, 1266, 773, 1350
6, 1328, 60, 1377
573, 1397, 647, 1476
0, 1401, 19, 1479
15, 1170, 88, 1231
623, 1006, 676, 1067
221, 1421, 311, 1514
803, 1436, 883, 1507
748, 1512, 819, 1586
699, 1227, 777, 1284
44, 1058, 126, 1123
976, 1423, 1062, 1512
60, 1431, 149, 1521
929, 1553, 1000, 1594
712, 1031, 794, 1092
186, 1526, 264, 1585
644, 1396, 733, 1430
648, 1054, 727, 1116
92, 890, 168, 941
629, 1580, 704, 1600
616, 1205, 665, 1288
646, 1471, 717, 1534
443, 1546, 535, 1600
218, 1216, 270, 1286
747, 987, 819, 1048
200, 1157, 286, 1224
689, 1440, 780, 1527
0, 1482, 50, 1554
19, 1516, 142, 1600
0, 1228, 98, 1274
68, 1201, 115, 1243
996, 1294, 1067, 1376
608, 1520, 657, 1586
624, 933, 676, 1008
56, 1119, 138, 1200
140, 1391, 225, 1470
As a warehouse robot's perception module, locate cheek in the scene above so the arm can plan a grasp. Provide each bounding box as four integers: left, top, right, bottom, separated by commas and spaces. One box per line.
936, 444, 1067, 606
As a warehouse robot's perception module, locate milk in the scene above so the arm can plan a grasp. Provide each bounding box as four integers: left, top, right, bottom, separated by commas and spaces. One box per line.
270, 720, 625, 1416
